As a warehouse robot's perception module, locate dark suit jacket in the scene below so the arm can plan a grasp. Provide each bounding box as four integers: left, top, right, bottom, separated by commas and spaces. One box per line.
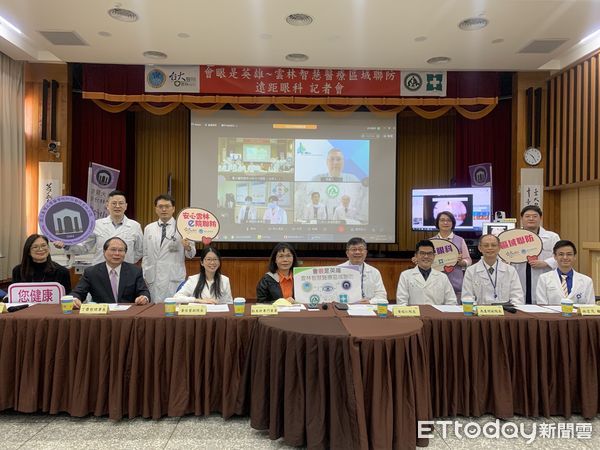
72, 262, 150, 303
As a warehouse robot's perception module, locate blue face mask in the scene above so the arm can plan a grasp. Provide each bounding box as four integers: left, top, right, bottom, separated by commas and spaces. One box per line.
269, 202, 277, 209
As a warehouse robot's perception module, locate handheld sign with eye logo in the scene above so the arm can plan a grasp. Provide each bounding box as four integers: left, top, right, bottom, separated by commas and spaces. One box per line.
429, 239, 460, 273
497, 229, 542, 263
176, 208, 220, 244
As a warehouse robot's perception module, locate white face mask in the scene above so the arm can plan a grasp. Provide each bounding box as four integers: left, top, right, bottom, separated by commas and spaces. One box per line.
269, 202, 277, 209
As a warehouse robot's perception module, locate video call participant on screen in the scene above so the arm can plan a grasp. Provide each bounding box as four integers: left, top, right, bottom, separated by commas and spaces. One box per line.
312, 148, 360, 182
12, 234, 71, 293
339, 237, 387, 303
256, 243, 298, 303
237, 196, 257, 223
462, 234, 524, 305
142, 194, 195, 302
332, 195, 358, 222
433, 211, 472, 301
514, 205, 560, 304
301, 192, 328, 221
175, 247, 233, 304
262, 195, 288, 224
536, 240, 595, 305
396, 240, 456, 306
54, 190, 143, 265
71, 237, 150, 308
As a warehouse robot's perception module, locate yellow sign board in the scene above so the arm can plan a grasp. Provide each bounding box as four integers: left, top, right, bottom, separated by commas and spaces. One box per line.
79, 304, 109, 315
476, 305, 505, 316
578, 305, 600, 316
251, 304, 278, 316
392, 306, 421, 317
178, 304, 207, 316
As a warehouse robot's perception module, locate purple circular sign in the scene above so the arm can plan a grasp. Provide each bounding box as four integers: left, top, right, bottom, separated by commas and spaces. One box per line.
38, 196, 96, 245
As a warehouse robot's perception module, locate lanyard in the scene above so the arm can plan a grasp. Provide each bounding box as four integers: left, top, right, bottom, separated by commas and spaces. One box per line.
485, 261, 499, 299
360, 263, 365, 298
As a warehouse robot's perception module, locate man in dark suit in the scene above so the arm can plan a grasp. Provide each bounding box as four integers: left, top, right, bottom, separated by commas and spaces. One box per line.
72, 237, 150, 308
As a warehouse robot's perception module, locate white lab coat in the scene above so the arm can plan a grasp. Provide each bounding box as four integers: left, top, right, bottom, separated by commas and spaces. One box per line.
174, 274, 233, 304
338, 261, 387, 302
142, 218, 196, 302
396, 266, 457, 305
301, 203, 328, 221
536, 269, 595, 305
263, 206, 287, 224
66, 215, 143, 265
462, 259, 524, 304
332, 205, 359, 221
237, 205, 257, 223
514, 226, 560, 303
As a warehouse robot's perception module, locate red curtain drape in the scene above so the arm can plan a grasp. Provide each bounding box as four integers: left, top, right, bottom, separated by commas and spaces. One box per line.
455, 98, 512, 215
71, 93, 136, 216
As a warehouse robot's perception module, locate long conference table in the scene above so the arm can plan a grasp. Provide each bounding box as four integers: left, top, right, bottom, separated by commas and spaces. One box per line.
1, 303, 600, 449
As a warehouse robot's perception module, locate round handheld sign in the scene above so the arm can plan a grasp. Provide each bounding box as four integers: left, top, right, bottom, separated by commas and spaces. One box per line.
38, 196, 96, 245
429, 238, 460, 272
176, 208, 220, 244
497, 229, 542, 263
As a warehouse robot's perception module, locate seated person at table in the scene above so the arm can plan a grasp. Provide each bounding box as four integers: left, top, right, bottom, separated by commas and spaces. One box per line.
256, 243, 298, 303
71, 237, 150, 308
11, 234, 71, 293
339, 237, 387, 303
536, 240, 595, 305
462, 234, 524, 305
174, 246, 233, 304
396, 240, 456, 305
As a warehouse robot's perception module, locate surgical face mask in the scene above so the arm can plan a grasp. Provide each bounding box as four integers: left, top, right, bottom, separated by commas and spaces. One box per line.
269, 202, 277, 209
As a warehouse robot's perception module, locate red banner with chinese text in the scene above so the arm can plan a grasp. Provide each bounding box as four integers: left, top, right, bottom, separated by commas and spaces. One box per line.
199, 66, 402, 97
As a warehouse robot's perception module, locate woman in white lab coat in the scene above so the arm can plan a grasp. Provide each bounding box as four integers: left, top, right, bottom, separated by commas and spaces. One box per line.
175, 247, 233, 304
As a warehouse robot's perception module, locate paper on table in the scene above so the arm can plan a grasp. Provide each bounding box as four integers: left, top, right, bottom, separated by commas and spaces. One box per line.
108, 304, 131, 311
431, 305, 464, 313
206, 304, 230, 313
347, 304, 376, 316
278, 305, 306, 312
516, 305, 559, 313
542, 305, 565, 312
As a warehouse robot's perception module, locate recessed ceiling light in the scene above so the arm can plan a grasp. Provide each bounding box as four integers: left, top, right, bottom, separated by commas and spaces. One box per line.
458, 17, 489, 31
285, 53, 309, 62
177, 32, 190, 38
107, 7, 138, 22
579, 28, 600, 45
286, 13, 313, 26
414, 36, 427, 42
98, 31, 112, 37
143, 50, 167, 60
427, 56, 451, 64
491, 38, 504, 44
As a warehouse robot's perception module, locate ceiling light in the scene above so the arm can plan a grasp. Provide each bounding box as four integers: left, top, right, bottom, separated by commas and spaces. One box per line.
143, 50, 167, 60
579, 29, 600, 45
0, 15, 22, 34
458, 17, 489, 31
414, 36, 427, 42
108, 7, 138, 22
427, 56, 451, 65
177, 32, 190, 38
285, 53, 309, 62
98, 31, 112, 37
286, 13, 313, 26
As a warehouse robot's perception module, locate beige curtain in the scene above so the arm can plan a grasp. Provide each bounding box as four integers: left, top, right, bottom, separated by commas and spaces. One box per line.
0, 52, 25, 280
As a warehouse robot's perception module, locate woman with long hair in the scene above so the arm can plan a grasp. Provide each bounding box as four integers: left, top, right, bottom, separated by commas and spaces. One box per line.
256, 242, 299, 303
174, 246, 232, 304
12, 234, 71, 292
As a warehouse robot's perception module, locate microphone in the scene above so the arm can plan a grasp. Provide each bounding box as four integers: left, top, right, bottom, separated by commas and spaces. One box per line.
322, 303, 328, 310
8, 304, 29, 313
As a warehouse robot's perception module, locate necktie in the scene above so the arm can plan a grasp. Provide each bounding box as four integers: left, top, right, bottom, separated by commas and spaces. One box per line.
160, 222, 168, 245
525, 263, 532, 304
345, 207, 348, 214
314, 207, 318, 219
243, 207, 250, 222
561, 274, 569, 297
488, 267, 494, 275
110, 269, 119, 301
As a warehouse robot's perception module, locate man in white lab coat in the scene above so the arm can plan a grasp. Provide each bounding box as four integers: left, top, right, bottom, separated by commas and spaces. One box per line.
338, 237, 387, 303
142, 194, 195, 302
514, 205, 560, 304
301, 192, 328, 221
463, 234, 524, 304
536, 240, 595, 305
396, 240, 456, 305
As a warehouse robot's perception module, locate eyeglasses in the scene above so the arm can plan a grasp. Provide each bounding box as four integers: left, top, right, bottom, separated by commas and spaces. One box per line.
347, 246, 367, 252
156, 204, 173, 210
417, 251, 435, 257
109, 201, 126, 207
107, 248, 126, 253
203, 258, 219, 263
31, 245, 49, 251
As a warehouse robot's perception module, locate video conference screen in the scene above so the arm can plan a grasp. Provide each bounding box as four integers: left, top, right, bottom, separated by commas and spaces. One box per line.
189, 111, 397, 243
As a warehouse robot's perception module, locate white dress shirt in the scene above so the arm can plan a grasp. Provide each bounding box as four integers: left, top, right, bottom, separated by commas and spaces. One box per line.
174, 274, 233, 304
536, 269, 595, 305
396, 266, 457, 305
462, 258, 524, 304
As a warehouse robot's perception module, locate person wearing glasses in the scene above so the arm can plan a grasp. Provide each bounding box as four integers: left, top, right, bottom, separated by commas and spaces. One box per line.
338, 237, 387, 303
536, 240, 595, 305
256, 243, 298, 303
142, 194, 195, 302
71, 237, 150, 308
53, 190, 143, 265
175, 247, 232, 304
396, 240, 456, 305
11, 234, 71, 292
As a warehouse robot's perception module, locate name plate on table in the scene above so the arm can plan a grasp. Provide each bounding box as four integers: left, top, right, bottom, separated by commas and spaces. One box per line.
178, 304, 207, 316
251, 305, 278, 316
578, 305, 600, 316
0, 303, 6, 314
79, 304, 109, 315
392, 306, 421, 317
476, 305, 505, 316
